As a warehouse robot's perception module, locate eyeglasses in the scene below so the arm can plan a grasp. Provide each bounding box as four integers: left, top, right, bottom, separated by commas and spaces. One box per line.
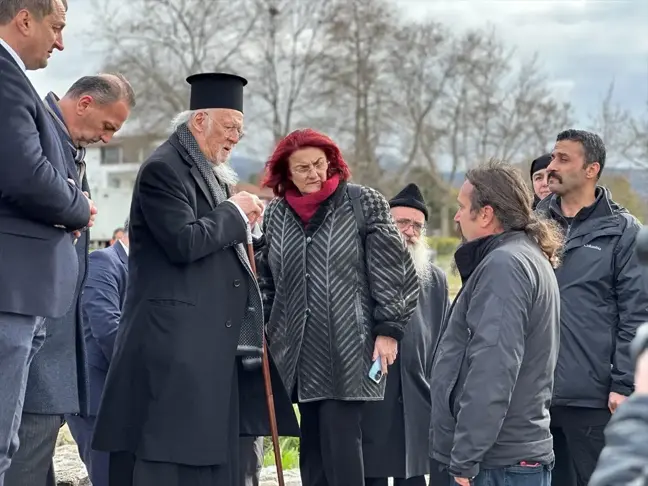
395, 218, 424, 234
205, 114, 244, 140
292, 159, 329, 176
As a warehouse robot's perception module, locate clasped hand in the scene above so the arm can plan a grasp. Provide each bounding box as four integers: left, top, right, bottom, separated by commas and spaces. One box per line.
230, 191, 265, 226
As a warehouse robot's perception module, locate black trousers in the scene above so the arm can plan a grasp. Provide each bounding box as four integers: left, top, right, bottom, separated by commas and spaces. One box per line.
550, 406, 610, 486
298, 400, 365, 486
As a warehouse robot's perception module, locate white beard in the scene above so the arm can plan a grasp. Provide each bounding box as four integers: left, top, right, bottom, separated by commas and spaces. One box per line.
213, 161, 239, 187
406, 235, 432, 285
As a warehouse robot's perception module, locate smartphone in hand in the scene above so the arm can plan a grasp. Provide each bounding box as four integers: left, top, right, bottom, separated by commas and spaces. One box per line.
368, 358, 383, 383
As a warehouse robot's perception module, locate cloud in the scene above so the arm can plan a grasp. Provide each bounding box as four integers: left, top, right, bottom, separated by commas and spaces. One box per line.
397, 0, 648, 120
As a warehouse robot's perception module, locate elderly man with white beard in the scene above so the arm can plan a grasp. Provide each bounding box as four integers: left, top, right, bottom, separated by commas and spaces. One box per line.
362, 183, 450, 486
91, 72, 299, 486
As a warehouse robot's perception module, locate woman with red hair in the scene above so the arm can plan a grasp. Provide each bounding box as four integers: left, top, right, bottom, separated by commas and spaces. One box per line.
256, 129, 420, 486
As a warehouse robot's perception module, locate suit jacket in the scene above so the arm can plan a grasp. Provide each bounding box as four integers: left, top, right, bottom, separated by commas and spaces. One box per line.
92, 133, 299, 466
22, 103, 94, 415
80, 243, 129, 415
0, 43, 90, 319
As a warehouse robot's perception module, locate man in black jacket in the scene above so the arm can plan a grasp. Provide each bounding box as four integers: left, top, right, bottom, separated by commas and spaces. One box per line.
429, 160, 562, 486
531, 153, 552, 209
536, 129, 648, 486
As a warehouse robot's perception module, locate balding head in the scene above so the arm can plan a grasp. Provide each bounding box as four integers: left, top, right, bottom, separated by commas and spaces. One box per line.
58, 73, 135, 147
64, 73, 136, 109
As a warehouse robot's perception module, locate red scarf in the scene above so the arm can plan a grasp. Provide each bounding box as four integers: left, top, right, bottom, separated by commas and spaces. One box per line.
285, 174, 341, 224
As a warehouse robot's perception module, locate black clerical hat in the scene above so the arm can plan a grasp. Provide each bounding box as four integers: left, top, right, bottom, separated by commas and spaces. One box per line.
389, 183, 428, 221
186, 72, 248, 113
530, 153, 551, 180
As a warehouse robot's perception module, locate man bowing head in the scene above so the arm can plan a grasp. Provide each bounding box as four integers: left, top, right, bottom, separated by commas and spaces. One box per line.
91, 73, 299, 486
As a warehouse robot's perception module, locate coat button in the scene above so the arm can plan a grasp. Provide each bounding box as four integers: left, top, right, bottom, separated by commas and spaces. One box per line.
305, 273, 310, 280
225, 320, 232, 328
398, 395, 403, 404
233, 279, 241, 287
306, 237, 312, 244
305, 309, 311, 316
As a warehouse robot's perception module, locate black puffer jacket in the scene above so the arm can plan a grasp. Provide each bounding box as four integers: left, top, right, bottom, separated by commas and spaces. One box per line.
536, 188, 648, 407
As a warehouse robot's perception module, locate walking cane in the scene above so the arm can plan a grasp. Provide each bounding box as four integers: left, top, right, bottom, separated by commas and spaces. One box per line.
246, 233, 286, 486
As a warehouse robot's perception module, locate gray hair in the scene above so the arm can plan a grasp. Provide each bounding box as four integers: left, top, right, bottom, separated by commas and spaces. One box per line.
0, 0, 67, 25
65, 73, 136, 108
170, 110, 196, 132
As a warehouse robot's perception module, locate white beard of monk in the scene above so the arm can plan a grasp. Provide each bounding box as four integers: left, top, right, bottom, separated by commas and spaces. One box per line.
404, 232, 432, 285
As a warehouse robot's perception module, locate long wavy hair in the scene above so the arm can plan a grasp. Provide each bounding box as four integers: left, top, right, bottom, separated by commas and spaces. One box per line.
466, 159, 563, 268
261, 129, 352, 197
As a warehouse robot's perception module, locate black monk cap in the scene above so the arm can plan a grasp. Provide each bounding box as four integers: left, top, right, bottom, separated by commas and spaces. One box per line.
186, 72, 248, 113
389, 183, 428, 221
530, 153, 551, 180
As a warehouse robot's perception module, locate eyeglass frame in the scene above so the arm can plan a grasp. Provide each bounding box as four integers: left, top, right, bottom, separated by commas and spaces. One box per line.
394, 218, 424, 234
290, 159, 330, 176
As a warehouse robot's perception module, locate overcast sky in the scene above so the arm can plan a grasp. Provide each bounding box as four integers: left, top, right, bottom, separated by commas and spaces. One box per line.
26, 0, 648, 127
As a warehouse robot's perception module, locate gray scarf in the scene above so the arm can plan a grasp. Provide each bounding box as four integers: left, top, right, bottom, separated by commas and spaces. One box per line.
176, 123, 264, 369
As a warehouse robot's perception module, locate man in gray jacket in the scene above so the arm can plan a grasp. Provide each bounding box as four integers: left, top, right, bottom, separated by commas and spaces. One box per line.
536, 129, 648, 486
429, 160, 562, 486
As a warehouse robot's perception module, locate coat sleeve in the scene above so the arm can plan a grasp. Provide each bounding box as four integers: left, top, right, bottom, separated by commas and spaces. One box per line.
450, 253, 531, 479
611, 215, 648, 396
138, 159, 248, 264
589, 395, 648, 486
82, 250, 123, 362
255, 201, 277, 325
0, 62, 90, 230
361, 186, 420, 341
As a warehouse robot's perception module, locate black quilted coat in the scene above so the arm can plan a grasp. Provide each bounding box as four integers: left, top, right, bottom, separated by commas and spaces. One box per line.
256, 181, 420, 402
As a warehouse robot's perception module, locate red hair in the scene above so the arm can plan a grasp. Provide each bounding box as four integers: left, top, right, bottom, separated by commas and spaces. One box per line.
261, 129, 352, 197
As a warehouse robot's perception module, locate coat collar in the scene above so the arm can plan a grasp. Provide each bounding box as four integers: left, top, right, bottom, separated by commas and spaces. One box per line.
0, 38, 25, 71
169, 133, 217, 208
113, 240, 129, 266
454, 231, 522, 283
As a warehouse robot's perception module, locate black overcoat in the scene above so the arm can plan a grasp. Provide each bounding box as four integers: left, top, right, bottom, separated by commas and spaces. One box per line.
362, 265, 450, 478
92, 134, 299, 467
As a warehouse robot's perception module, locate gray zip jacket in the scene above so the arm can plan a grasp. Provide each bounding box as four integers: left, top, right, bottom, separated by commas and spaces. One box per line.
429, 231, 560, 479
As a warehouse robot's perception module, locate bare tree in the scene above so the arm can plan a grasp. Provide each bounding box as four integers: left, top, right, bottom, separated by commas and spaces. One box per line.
91, 0, 258, 133
238, 0, 334, 150
441, 28, 572, 183
588, 81, 637, 165
385, 20, 457, 186
315, 0, 400, 190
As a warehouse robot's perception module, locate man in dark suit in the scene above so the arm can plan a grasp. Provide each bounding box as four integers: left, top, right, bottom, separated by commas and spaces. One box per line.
66, 220, 130, 486
92, 72, 299, 486
0, 1, 96, 483
3, 75, 134, 486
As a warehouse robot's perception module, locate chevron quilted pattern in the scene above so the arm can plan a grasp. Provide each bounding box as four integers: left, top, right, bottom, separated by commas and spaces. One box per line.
256, 185, 419, 402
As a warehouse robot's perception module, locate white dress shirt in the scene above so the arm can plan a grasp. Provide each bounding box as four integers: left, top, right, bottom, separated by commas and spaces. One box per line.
0, 37, 26, 71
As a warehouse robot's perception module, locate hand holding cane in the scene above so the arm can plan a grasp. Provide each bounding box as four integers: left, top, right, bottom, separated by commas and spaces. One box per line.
246, 226, 285, 486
